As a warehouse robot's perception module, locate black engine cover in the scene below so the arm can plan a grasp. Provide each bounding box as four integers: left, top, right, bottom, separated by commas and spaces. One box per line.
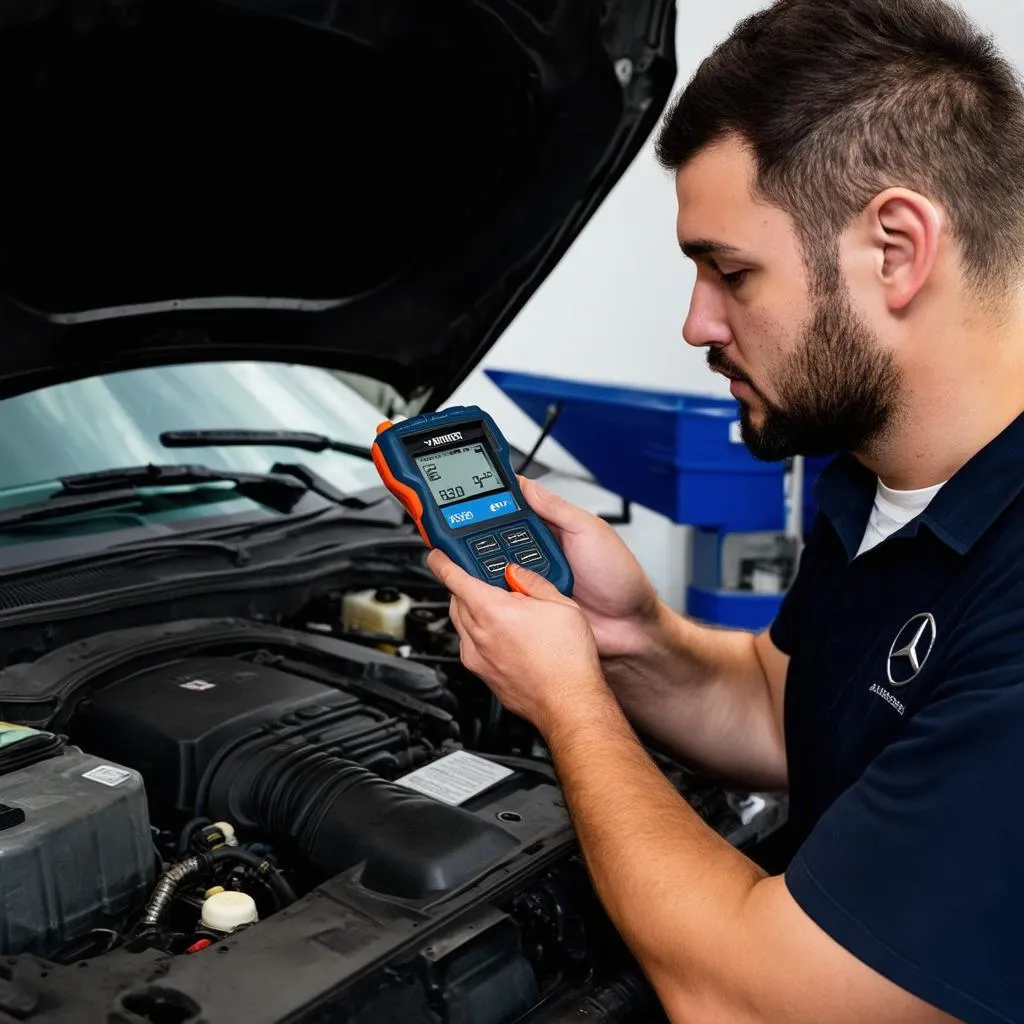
70, 656, 428, 819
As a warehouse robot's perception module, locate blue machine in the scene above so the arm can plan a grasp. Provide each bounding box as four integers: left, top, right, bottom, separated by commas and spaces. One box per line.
486, 369, 832, 629
372, 406, 575, 596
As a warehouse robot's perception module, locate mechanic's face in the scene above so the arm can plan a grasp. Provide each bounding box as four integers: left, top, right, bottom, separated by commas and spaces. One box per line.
675, 137, 900, 461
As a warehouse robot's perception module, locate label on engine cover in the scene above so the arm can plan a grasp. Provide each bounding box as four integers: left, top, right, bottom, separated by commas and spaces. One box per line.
82, 765, 134, 788
395, 751, 513, 806
179, 679, 217, 691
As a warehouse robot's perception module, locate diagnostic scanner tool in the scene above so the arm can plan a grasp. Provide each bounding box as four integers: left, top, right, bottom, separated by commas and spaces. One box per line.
372, 407, 574, 596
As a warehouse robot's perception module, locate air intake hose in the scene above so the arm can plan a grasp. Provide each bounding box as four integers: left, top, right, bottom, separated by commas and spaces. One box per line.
520, 970, 659, 1024
203, 732, 516, 900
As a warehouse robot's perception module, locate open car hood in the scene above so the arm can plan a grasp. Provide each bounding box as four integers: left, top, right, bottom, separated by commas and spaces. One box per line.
0, 0, 677, 406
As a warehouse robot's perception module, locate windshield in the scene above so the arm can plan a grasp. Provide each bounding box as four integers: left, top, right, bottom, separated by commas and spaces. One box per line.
0, 360, 385, 506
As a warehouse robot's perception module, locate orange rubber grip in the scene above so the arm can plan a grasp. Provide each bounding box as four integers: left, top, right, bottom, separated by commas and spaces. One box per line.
371, 442, 431, 548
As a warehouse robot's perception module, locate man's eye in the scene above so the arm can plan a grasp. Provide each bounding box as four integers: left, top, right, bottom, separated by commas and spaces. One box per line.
719, 269, 749, 289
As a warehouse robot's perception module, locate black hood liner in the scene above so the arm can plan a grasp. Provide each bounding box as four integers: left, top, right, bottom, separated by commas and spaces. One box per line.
0, 0, 676, 403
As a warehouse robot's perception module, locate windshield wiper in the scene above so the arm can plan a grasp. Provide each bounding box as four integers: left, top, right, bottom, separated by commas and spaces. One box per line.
159, 429, 558, 479
64, 460, 369, 508
0, 463, 313, 530
160, 429, 373, 461
60, 463, 306, 499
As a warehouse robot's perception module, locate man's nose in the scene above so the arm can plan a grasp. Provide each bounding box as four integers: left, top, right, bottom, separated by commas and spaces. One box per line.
682, 279, 732, 349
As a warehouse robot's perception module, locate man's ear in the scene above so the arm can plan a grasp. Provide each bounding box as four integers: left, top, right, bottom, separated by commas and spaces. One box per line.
867, 188, 942, 312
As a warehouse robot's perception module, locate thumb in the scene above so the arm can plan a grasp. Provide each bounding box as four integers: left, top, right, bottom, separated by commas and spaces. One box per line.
505, 562, 571, 603
517, 476, 590, 536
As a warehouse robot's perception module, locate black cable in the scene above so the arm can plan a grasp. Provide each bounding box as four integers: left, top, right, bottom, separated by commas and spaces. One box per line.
153, 840, 166, 878
517, 403, 562, 476
177, 817, 211, 856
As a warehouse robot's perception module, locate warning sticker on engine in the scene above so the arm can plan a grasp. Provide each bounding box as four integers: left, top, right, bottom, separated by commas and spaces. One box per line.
395, 751, 513, 806
82, 765, 133, 788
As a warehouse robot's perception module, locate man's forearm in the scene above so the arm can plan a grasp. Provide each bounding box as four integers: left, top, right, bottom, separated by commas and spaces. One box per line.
540, 687, 940, 1024
602, 601, 787, 790
543, 686, 773, 1022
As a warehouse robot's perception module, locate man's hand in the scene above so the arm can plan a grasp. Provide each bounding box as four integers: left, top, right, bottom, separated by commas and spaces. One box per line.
517, 479, 789, 789
516, 477, 662, 660
426, 546, 608, 732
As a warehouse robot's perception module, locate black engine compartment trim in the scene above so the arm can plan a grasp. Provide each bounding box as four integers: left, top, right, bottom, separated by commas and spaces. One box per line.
0, 616, 449, 729
0, 532, 439, 672
0, 532, 423, 628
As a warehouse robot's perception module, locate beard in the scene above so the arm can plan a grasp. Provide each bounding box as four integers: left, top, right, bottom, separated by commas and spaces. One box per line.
709, 286, 902, 462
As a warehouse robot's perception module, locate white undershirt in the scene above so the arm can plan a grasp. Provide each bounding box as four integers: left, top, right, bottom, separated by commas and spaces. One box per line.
856, 478, 947, 556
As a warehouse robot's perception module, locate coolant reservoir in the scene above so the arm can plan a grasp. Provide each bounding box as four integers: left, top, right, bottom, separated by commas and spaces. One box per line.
201, 890, 258, 933
342, 588, 413, 640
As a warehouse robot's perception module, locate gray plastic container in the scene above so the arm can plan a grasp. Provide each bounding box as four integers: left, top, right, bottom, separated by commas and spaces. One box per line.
0, 746, 155, 956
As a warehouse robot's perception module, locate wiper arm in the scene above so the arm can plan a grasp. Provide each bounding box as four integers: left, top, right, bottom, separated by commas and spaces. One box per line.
159, 429, 558, 482
160, 429, 373, 462
61, 462, 367, 507
0, 463, 309, 530
60, 463, 306, 498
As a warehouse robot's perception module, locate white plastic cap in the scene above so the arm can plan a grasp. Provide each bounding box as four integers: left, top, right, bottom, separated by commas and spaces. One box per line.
211, 821, 239, 846
201, 890, 258, 933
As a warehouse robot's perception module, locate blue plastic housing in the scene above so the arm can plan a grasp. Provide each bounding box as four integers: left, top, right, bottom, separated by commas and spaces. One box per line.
686, 586, 784, 632
486, 370, 789, 532
373, 407, 575, 596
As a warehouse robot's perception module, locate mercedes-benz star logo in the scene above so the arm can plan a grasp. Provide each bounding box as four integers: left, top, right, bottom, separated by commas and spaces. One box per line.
887, 613, 937, 687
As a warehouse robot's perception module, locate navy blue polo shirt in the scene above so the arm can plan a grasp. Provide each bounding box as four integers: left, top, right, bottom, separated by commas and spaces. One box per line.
772, 412, 1024, 1024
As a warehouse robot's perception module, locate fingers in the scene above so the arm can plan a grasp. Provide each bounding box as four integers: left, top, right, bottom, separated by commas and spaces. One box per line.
448, 598, 482, 674
517, 477, 593, 537
429, 545, 567, 610
449, 594, 477, 631
426, 548, 495, 602
505, 563, 573, 604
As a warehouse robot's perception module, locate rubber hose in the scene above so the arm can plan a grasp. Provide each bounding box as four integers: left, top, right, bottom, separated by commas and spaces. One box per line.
139, 856, 204, 929
138, 849, 295, 932
204, 728, 517, 899
208, 847, 297, 907
518, 971, 659, 1024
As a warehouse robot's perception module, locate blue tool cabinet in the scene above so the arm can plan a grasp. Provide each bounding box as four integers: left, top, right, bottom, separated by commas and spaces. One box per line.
487, 370, 832, 630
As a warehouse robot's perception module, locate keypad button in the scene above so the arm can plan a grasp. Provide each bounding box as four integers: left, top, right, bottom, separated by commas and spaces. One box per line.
480, 555, 510, 578
514, 547, 546, 568
501, 527, 534, 548
470, 535, 501, 556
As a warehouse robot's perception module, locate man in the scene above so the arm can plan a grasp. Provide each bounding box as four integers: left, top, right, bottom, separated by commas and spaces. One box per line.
428, 1, 1024, 1021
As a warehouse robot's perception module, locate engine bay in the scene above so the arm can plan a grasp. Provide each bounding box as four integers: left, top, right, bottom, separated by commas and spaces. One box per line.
0, 571, 783, 1024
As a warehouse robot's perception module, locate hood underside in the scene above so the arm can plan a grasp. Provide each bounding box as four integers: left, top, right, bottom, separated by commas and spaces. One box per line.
0, 0, 677, 405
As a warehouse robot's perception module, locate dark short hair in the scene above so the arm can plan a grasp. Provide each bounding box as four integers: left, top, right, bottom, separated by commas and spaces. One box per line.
656, 0, 1024, 295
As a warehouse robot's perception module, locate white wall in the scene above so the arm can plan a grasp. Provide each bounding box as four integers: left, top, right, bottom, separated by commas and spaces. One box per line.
447, 0, 1024, 610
